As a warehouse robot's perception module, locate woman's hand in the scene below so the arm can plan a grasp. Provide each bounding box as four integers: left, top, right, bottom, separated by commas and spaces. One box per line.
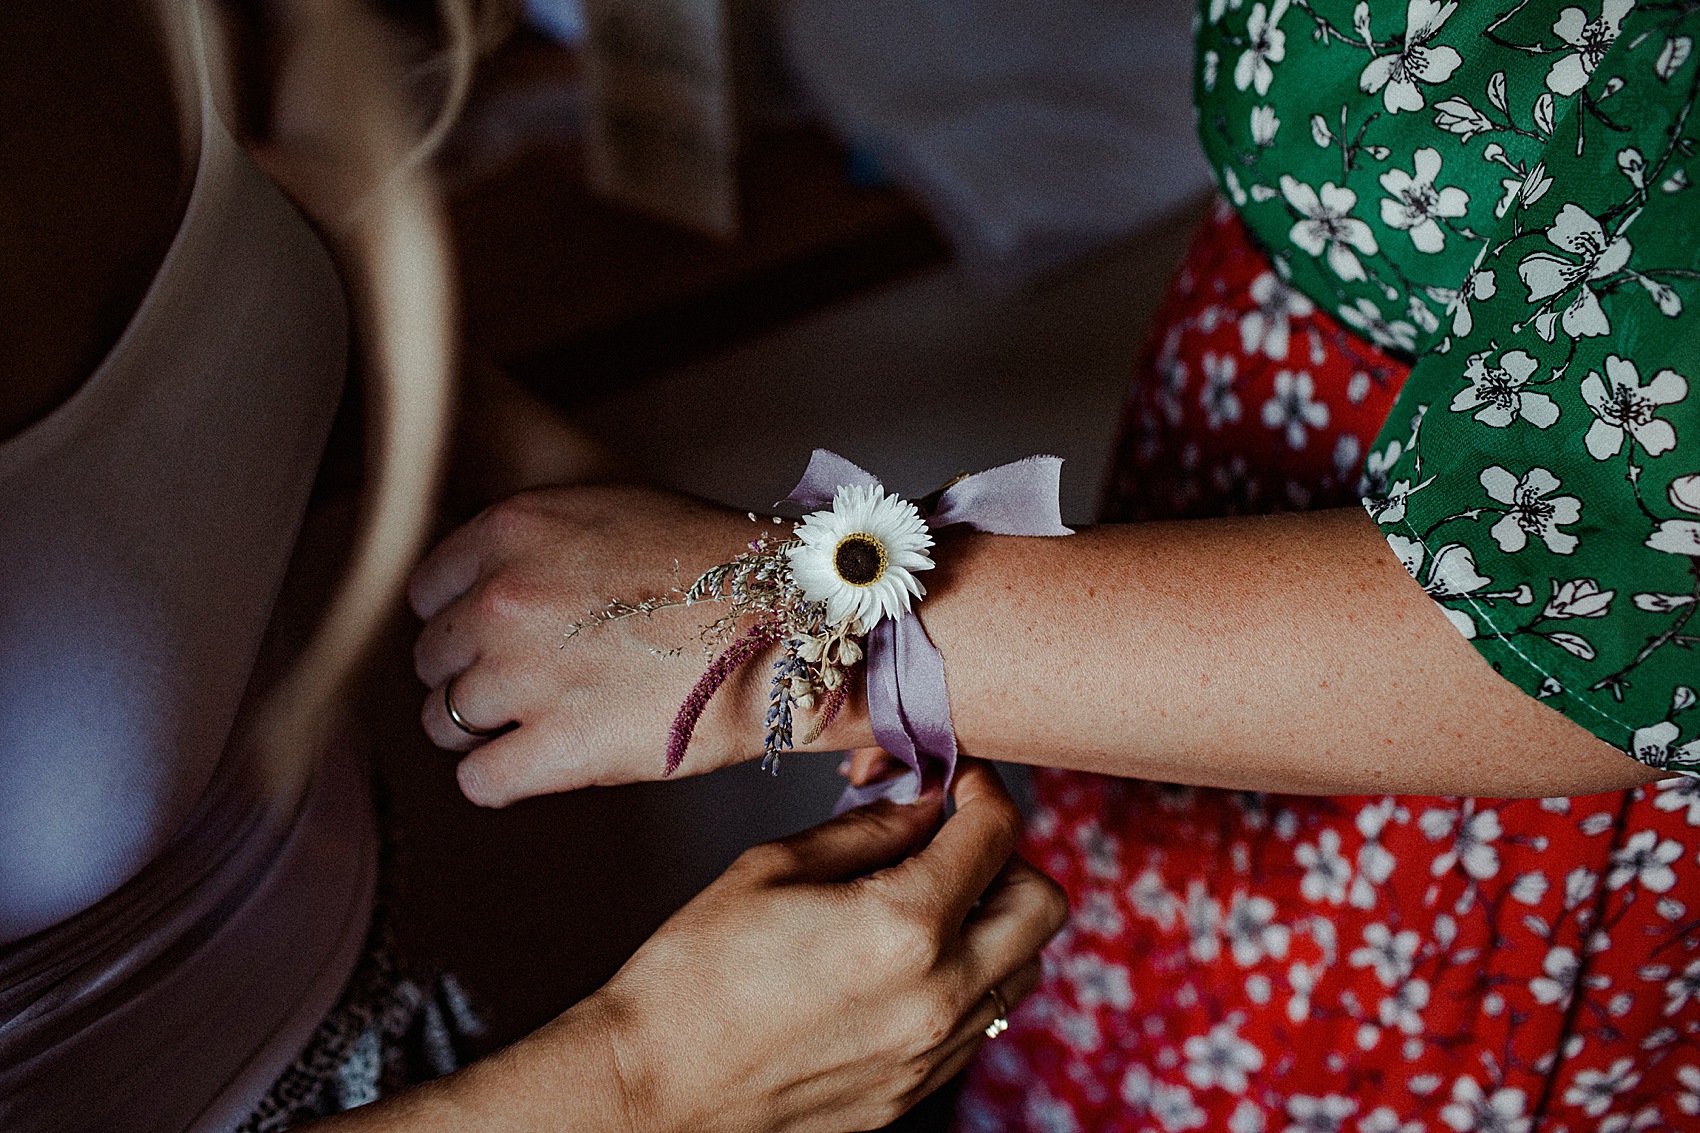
408, 485, 873, 807
309, 761, 1067, 1133
542, 759, 1064, 1133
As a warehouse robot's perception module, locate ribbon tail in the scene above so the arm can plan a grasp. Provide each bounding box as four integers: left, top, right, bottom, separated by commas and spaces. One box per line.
929, 455, 1073, 535
783, 449, 883, 511
832, 611, 958, 814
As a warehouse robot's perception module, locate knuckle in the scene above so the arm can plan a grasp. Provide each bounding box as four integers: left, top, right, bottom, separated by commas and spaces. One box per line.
470, 574, 534, 623
864, 904, 938, 971
896, 986, 957, 1052
736, 840, 800, 879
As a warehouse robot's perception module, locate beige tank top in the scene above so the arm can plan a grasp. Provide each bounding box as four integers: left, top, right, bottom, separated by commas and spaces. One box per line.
0, 7, 377, 1129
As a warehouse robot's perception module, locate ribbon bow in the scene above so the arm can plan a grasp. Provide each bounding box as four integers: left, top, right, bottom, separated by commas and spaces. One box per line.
784, 449, 1072, 811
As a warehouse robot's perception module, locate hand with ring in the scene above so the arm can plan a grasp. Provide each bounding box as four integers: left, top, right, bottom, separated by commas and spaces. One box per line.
407, 485, 875, 807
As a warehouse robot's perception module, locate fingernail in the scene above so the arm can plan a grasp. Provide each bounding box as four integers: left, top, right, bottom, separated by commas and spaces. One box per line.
837, 757, 853, 776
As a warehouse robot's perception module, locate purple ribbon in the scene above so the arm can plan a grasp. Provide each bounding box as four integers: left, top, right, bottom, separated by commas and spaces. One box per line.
783, 449, 1072, 811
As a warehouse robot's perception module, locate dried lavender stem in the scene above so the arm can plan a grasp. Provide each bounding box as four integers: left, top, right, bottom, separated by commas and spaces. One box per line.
664, 620, 782, 777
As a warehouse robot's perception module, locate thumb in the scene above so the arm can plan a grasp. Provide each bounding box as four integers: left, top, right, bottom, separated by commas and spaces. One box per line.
764, 791, 945, 883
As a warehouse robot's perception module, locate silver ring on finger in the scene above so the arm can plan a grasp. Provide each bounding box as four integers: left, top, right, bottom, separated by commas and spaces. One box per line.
444, 675, 505, 738
983, 985, 1010, 1040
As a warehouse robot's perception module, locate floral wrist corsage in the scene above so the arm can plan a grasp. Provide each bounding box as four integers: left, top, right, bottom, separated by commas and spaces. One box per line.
566, 449, 1073, 805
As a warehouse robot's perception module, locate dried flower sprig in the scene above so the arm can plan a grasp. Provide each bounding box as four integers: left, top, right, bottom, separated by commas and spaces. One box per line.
566, 484, 936, 777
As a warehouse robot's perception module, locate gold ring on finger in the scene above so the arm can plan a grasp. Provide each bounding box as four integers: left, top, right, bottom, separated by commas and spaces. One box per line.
444, 675, 505, 738
983, 985, 1010, 1040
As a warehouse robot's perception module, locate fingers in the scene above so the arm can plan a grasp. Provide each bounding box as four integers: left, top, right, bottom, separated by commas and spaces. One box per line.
421, 668, 515, 753
413, 588, 482, 689
453, 730, 551, 807
893, 759, 1023, 926
842, 747, 905, 788
407, 515, 488, 620
750, 791, 946, 883
910, 958, 1044, 1104
960, 855, 1069, 988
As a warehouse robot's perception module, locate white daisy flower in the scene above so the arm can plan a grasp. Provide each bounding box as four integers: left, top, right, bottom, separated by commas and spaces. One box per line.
787, 485, 934, 631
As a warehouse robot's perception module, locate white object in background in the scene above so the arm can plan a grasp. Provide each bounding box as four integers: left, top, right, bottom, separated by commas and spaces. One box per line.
582, 0, 740, 239
785, 0, 1214, 282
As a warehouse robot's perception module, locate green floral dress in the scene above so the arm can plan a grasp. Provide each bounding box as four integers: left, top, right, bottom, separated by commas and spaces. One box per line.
958, 5, 1700, 1131
1196, 0, 1700, 771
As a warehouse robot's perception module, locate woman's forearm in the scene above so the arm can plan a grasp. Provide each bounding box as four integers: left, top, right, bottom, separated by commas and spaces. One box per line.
917, 507, 1657, 797
303, 999, 634, 1133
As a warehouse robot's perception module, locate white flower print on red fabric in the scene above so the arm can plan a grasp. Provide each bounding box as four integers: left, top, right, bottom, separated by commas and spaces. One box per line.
1359, 1108, 1423, 1133
1606, 829, 1683, 891
1059, 951, 1134, 1011
1518, 204, 1632, 340
1564, 1056, 1643, 1117
1295, 829, 1352, 903
1183, 1016, 1265, 1093
1263, 370, 1331, 449
1450, 349, 1559, 429
1439, 1076, 1531, 1133
1377, 977, 1430, 1034
1532, 945, 1580, 1006
1202, 352, 1243, 429
1379, 148, 1470, 253
1225, 892, 1292, 966
1281, 177, 1379, 281
1678, 1065, 1700, 1114
1235, 0, 1290, 96
1421, 801, 1502, 879
1479, 465, 1583, 554
1666, 958, 1700, 1016
1241, 271, 1315, 360
1579, 355, 1686, 460
1545, 0, 1636, 97
1349, 922, 1420, 986
1654, 775, 1700, 824
1358, 0, 1462, 113
1283, 1093, 1357, 1133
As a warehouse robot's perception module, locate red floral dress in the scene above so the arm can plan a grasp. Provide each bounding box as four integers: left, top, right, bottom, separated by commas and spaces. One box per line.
956, 204, 1700, 1133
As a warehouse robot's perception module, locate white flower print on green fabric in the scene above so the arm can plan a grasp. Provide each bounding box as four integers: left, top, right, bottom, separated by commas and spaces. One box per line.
1235, 0, 1289, 96
1494, 158, 1553, 219
1546, 0, 1636, 97
1340, 297, 1417, 351
1450, 349, 1559, 429
1480, 466, 1583, 555
1281, 176, 1379, 280
1357, 0, 1462, 113
1200, 0, 1700, 770
1518, 204, 1631, 340
1579, 356, 1686, 460
1379, 147, 1470, 253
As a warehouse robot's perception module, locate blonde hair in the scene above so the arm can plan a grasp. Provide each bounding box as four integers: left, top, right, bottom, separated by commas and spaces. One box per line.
205, 0, 502, 791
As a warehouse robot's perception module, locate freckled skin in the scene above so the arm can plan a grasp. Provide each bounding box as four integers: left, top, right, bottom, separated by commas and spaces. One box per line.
913, 508, 1653, 799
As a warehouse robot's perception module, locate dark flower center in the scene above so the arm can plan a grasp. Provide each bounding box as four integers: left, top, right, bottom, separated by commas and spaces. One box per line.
834, 534, 887, 586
